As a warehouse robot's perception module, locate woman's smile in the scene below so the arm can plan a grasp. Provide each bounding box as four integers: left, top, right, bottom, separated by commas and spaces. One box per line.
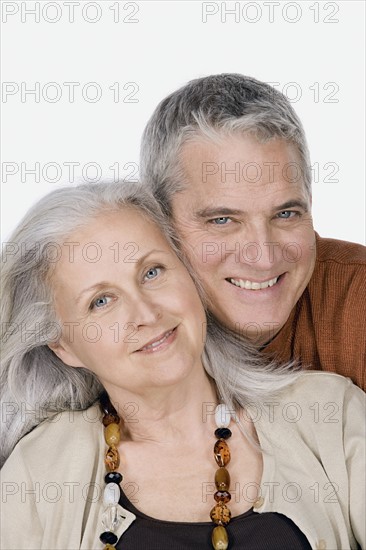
134, 326, 178, 354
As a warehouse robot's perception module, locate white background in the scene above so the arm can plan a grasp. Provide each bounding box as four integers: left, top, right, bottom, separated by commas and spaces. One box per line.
1, 0, 365, 244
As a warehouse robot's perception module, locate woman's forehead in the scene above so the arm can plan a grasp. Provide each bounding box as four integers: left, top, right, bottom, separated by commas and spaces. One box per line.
51, 210, 174, 282
68, 209, 167, 246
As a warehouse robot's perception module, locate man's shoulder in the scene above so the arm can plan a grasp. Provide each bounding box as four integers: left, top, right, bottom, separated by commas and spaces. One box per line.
309, 234, 365, 297
315, 233, 366, 266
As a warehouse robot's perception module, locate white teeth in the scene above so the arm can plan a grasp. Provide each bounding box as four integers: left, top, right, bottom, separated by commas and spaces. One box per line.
139, 330, 173, 351
229, 276, 278, 290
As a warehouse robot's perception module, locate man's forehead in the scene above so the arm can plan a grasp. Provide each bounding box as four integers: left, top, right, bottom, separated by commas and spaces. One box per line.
172, 178, 310, 216
180, 146, 304, 190
181, 133, 298, 158
177, 175, 308, 200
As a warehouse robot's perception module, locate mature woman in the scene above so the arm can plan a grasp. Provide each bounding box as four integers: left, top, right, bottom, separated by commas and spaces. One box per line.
0, 182, 364, 550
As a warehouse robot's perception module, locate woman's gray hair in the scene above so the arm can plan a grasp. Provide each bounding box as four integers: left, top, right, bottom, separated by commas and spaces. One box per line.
1, 181, 297, 467
140, 73, 311, 217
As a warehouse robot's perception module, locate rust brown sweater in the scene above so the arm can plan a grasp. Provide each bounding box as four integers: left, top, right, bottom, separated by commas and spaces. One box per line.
264, 233, 366, 390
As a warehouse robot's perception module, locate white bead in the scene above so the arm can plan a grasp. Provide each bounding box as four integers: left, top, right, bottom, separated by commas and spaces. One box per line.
215, 404, 232, 428
102, 504, 121, 531
103, 483, 120, 506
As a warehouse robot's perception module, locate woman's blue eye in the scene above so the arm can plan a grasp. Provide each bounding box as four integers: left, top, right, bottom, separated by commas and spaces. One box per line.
92, 296, 111, 309
211, 217, 231, 225
144, 266, 161, 280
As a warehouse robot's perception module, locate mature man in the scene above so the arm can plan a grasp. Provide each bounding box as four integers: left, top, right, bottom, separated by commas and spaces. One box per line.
140, 74, 365, 389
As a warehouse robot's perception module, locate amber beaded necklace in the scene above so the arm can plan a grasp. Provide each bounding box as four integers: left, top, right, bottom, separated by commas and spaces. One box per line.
99, 392, 233, 550
211, 403, 233, 549
99, 391, 123, 549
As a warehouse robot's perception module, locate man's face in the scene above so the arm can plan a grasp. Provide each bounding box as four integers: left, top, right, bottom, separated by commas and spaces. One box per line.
171, 134, 316, 345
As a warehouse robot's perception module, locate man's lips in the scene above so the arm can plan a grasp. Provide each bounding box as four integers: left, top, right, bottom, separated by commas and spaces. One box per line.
225, 274, 284, 290
134, 327, 177, 353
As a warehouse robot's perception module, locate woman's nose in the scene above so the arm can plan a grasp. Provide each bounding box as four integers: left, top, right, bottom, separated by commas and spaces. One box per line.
128, 295, 162, 328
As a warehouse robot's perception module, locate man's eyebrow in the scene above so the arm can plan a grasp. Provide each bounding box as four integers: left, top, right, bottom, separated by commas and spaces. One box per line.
194, 200, 309, 220
274, 200, 309, 211
194, 207, 245, 219
75, 249, 169, 304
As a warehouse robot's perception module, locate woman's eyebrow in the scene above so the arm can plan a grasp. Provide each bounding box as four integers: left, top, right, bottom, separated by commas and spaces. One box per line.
75, 282, 110, 305
75, 249, 170, 304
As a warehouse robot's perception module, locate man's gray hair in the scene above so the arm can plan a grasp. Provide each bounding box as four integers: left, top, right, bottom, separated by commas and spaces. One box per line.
1, 181, 297, 467
140, 73, 311, 216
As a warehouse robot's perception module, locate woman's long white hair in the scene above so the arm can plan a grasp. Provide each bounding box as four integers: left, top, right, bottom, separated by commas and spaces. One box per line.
1, 181, 298, 467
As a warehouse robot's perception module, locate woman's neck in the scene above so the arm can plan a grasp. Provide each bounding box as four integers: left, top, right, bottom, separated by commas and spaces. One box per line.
105, 369, 219, 445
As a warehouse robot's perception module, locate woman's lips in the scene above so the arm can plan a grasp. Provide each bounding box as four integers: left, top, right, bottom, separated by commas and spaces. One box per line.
134, 327, 177, 353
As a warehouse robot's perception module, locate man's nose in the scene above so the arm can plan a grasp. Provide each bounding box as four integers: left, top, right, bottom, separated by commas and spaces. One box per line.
227, 224, 282, 267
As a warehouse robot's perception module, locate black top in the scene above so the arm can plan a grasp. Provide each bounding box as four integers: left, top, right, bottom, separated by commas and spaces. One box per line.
116, 487, 311, 550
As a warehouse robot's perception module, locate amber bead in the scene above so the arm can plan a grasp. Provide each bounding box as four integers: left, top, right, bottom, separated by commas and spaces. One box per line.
103, 546, 115, 550
210, 502, 231, 525
105, 445, 120, 471
212, 525, 229, 550
214, 490, 231, 503
215, 467, 230, 491
214, 439, 231, 467
102, 413, 120, 427
104, 423, 121, 446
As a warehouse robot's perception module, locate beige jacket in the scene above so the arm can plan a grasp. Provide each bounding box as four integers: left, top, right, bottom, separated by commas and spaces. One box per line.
1, 372, 365, 550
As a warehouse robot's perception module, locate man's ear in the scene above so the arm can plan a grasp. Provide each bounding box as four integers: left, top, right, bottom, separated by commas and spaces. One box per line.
48, 340, 85, 368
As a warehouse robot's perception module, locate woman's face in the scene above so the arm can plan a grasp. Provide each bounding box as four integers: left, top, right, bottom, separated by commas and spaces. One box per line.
49, 209, 207, 397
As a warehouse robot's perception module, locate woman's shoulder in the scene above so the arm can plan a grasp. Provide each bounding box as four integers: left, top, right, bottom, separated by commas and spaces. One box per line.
2, 402, 102, 476
20, 401, 101, 443
280, 370, 364, 404
252, 371, 364, 438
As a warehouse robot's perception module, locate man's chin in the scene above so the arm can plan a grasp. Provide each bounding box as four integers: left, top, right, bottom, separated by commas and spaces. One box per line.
214, 310, 286, 344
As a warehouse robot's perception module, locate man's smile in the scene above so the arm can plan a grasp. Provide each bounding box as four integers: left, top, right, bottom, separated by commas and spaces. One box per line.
226, 275, 281, 290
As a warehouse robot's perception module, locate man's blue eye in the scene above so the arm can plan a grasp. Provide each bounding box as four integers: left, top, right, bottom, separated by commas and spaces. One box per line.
212, 217, 230, 225
278, 211, 295, 219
